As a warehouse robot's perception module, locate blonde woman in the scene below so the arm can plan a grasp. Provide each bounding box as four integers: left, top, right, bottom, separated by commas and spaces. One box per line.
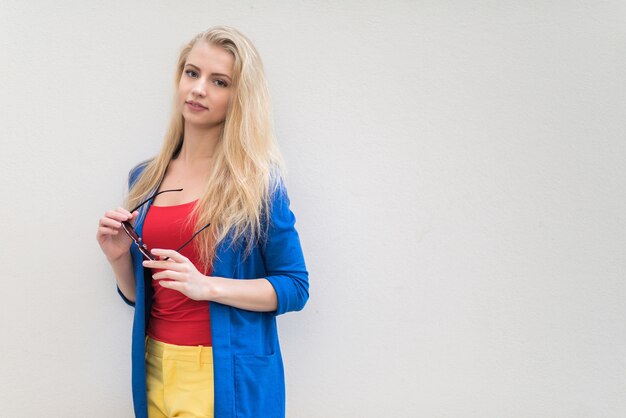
96, 26, 309, 418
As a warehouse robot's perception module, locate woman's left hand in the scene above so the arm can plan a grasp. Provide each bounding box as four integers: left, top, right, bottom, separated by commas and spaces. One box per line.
143, 248, 212, 301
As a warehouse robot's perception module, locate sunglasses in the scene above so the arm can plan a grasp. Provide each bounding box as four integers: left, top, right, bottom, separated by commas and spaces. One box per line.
121, 188, 211, 261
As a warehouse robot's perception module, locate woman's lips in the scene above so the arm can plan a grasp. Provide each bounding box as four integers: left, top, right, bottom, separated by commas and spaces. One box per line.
186, 101, 207, 111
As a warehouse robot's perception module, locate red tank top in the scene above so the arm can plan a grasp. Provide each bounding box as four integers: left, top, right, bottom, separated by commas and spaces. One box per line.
142, 199, 212, 346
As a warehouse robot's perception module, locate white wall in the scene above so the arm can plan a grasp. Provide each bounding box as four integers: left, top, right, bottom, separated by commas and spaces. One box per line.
1, 1, 625, 417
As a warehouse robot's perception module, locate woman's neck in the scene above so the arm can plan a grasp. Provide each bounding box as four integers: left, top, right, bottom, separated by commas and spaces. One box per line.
178, 123, 221, 164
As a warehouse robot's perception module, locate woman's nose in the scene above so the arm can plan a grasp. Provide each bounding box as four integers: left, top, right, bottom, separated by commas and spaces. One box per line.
192, 80, 206, 97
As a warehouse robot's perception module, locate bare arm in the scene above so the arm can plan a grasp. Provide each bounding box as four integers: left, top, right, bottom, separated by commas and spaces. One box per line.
144, 249, 277, 312
207, 277, 277, 312
96, 207, 139, 306
110, 252, 137, 304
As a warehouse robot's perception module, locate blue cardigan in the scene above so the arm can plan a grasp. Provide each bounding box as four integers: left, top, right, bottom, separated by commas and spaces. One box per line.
117, 161, 309, 418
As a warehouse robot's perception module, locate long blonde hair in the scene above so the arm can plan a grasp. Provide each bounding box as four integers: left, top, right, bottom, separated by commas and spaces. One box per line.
125, 26, 286, 271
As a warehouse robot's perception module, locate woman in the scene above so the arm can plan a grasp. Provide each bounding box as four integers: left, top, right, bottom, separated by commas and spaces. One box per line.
96, 26, 309, 418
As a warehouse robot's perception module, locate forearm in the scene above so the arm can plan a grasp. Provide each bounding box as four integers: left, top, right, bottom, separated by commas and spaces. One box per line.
109, 253, 136, 304
208, 277, 277, 312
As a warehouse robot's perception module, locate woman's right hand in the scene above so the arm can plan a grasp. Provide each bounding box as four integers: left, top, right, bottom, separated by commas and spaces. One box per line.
96, 208, 139, 262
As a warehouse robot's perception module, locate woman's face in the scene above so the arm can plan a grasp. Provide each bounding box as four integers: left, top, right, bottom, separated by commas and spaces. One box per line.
178, 41, 234, 131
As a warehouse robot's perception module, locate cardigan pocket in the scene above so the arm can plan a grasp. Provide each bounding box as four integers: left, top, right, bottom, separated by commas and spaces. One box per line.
234, 352, 284, 418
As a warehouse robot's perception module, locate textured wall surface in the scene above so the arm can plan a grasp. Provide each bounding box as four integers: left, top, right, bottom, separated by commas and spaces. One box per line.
1, 1, 625, 417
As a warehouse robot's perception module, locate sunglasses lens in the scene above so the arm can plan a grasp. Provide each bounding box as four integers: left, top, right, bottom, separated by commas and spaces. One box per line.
140, 246, 155, 260
121, 221, 154, 260
121, 222, 140, 241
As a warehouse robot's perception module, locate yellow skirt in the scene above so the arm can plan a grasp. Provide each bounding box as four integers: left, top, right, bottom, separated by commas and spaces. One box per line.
145, 336, 214, 418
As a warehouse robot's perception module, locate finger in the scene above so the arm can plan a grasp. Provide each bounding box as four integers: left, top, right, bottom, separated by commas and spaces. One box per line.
99, 217, 123, 229
143, 260, 184, 272
105, 210, 131, 222
151, 248, 189, 263
157, 280, 184, 292
152, 270, 184, 281
127, 210, 140, 226
98, 226, 119, 235
108, 209, 131, 221
117, 207, 133, 218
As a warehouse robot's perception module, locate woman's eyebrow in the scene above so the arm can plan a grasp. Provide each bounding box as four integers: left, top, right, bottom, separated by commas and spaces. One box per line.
184, 63, 232, 81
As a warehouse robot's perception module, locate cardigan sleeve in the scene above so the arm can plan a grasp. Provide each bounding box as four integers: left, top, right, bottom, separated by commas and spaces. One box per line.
261, 182, 310, 315
117, 285, 136, 307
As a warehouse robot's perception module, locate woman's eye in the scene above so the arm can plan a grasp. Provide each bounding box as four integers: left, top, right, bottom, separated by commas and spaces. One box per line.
214, 79, 228, 88
185, 69, 198, 78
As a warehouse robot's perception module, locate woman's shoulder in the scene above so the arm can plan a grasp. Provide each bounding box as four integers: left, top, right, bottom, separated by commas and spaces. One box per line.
268, 172, 290, 208
128, 158, 154, 187
265, 173, 299, 232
